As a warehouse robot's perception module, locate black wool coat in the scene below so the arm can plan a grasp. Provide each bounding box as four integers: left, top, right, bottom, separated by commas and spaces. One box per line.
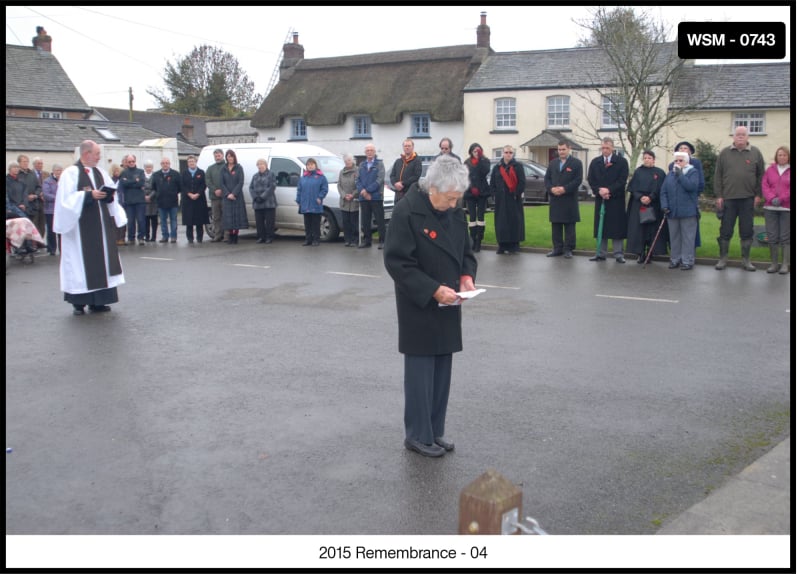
181, 168, 210, 226
383, 186, 477, 356
151, 169, 182, 210
544, 155, 583, 223
490, 159, 526, 242
587, 154, 629, 239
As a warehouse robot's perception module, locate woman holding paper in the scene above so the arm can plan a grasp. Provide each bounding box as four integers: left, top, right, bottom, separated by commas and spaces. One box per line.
383, 155, 478, 458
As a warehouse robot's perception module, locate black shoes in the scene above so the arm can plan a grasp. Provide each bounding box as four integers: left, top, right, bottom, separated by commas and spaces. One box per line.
377, 242, 384, 250
357, 243, 372, 248
158, 238, 169, 243
680, 264, 693, 270
89, 305, 111, 313
72, 305, 85, 316
256, 238, 266, 244
546, 251, 563, 257
434, 437, 455, 451
564, 250, 573, 259
615, 256, 626, 264
589, 255, 606, 261
404, 438, 445, 458
311, 240, 320, 247
668, 262, 681, 269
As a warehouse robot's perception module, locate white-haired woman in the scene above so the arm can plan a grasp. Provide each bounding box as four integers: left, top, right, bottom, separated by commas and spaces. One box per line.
338, 153, 359, 246
383, 155, 477, 458
660, 151, 701, 270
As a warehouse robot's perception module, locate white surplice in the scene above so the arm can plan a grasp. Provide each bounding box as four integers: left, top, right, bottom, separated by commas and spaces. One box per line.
53, 164, 127, 294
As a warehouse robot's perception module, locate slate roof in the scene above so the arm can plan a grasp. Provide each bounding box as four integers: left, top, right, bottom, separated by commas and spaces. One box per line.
669, 63, 790, 110
93, 107, 212, 146
251, 45, 490, 128
521, 130, 586, 150
6, 44, 91, 112
464, 43, 677, 91
6, 116, 169, 152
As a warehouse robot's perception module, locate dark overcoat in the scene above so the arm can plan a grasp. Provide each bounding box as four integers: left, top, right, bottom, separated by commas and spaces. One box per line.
587, 154, 629, 239
220, 164, 248, 230
625, 165, 666, 254
544, 155, 583, 223
151, 169, 182, 209
181, 168, 210, 226
489, 159, 526, 243
463, 156, 491, 200
383, 186, 477, 356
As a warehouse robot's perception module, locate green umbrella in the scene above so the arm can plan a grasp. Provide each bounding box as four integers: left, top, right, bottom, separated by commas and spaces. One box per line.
595, 199, 606, 255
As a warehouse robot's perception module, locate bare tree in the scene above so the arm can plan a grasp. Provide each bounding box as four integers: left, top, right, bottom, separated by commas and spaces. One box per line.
573, 7, 717, 169
148, 45, 262, 118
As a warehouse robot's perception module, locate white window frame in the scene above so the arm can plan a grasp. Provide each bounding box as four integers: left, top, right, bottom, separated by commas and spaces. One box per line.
495, 98, 516, 129
547, 95, 570, 128
601, 94, 625, 128
290, 118, 307, 140
733, 112, 765, 134
411, 114, 430, 137
40, 111, 62, 119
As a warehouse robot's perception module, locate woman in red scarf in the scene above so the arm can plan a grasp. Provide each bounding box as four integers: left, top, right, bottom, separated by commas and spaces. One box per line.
463, 143, 491, 252
489, 145, 526, 254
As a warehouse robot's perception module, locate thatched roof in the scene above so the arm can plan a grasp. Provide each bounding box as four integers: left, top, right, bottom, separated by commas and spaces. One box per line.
251, 45, 490, 128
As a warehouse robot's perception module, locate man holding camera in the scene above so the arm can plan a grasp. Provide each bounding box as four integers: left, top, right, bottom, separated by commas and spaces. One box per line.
53, 140, 127, 316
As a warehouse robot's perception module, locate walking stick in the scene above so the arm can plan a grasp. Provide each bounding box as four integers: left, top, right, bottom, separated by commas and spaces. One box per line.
358, 196, 363, 246
642, 214, 668, 266
595, 199, 606, 256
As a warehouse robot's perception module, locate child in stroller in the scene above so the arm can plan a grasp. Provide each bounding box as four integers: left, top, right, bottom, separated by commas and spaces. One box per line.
6, 197, 43, 263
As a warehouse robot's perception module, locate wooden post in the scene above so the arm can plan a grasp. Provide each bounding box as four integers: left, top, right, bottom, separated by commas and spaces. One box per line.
458, 469, 522, 534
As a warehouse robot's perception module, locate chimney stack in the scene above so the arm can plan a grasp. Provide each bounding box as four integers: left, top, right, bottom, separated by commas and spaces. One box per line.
181, 117, 195, 142
32, 26, 52, 52
477, 12, 490, 49
280, 31, 305, 79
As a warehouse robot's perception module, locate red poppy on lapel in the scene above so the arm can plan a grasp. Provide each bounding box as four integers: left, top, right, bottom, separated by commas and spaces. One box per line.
654, 174, 659, 179
167, 176, 171, 182
566, 167, 572, 172
429, 230, 437, 239
196, 174, 202, 179
746, 160, 751, 164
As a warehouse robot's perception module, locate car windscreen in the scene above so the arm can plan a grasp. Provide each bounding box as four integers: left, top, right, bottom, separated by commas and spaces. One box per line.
300, 156, 344, 183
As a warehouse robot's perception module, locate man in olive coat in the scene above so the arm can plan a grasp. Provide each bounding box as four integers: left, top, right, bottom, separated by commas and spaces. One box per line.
384, 156, 477, 458
544, 140, 583, 258
587, 137, 629, 262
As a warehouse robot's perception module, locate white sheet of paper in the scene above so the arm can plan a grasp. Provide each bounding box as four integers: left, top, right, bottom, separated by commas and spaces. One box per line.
438, 288, 486, 307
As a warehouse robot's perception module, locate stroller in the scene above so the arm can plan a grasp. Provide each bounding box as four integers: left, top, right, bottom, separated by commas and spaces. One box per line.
6, 201, 44, 264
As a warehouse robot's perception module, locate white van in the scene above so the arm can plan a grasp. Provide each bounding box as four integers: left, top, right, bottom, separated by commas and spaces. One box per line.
196, 143, 394, 242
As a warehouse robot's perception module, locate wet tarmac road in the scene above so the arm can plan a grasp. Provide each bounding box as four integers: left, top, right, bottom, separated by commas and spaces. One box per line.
5, 232, 791, 535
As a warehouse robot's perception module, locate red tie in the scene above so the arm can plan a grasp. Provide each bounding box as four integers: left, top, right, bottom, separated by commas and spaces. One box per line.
85, 168, 90, 174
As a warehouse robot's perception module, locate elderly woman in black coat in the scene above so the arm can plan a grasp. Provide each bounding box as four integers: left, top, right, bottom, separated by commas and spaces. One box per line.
625, 150, 666, 263
383, 155, 477, 458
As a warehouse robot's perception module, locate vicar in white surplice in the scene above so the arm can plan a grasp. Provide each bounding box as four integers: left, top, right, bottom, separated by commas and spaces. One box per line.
54, 140, 127, 316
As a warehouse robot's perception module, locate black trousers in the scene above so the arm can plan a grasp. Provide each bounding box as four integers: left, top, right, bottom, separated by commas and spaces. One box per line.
403, 354, 453, 444
360, 200, 385, 244
342, 210, 359, 244
146, 215, 158, 240
466, 196, 487, 223
303, 213, 321, 242
718, 197, 755, 241
185, 224, 204, 242
255, 208, 276, 240
551, 222, 576, 252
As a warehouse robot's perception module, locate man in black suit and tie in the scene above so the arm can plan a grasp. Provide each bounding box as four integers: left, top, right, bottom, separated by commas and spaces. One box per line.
544, 140, 583, 259
587, 137, 629, 263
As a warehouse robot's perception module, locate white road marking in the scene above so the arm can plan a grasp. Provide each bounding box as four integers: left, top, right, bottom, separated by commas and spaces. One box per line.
326, 271, 382, 278
476, 283, 520, 290
231, 264, 271, 269
140, 257, 174, 261
596, 294, 679, 304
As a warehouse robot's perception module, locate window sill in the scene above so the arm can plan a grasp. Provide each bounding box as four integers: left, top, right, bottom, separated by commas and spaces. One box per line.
409, 135, 431, 139
490, 130, 519, 135
350, 136, 373, 140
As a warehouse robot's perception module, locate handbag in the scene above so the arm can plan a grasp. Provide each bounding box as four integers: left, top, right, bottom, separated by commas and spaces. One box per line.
639, 205, 656, 224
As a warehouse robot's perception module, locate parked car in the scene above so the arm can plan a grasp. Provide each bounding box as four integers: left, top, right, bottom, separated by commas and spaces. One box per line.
197, 143, 394, 242
488, 159, 593, 205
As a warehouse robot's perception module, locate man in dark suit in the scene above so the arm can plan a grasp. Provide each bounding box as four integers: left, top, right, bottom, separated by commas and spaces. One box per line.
383, 156, 477, 458
544, 140, 584, 258
151, 157, 182, 243
587, 137, 629, 263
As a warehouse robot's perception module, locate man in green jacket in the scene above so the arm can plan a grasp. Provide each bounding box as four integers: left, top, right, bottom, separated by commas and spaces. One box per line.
204, 148, 226, 242
713, 126, 765, 271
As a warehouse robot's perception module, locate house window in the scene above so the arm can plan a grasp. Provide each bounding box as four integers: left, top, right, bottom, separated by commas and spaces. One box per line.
492, 148, 504, 160
354, 116, 371, 138
411, 114, 430, 137
40, 111, 62, 119
733, 112, 765, 134
602, 94, 625, 128
547, 96, 570, 128
291, 118, 307, 140
495, 98, 516, 129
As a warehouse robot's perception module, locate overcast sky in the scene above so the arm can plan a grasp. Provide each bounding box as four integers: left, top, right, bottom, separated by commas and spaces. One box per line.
6, 4, 793, 112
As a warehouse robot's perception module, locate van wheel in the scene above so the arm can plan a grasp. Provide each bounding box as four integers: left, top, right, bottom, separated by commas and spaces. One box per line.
205, 221, 218, 239
320, 209, 340, 242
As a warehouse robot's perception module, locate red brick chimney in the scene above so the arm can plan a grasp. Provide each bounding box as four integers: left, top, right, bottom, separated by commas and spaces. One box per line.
32, 26, 52, 52
283, 32, 304, 62
477, 12, 490, 49
181, 117, 194, 142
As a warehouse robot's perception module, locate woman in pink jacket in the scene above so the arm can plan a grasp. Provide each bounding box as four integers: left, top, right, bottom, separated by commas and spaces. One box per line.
761, 146, 791, 274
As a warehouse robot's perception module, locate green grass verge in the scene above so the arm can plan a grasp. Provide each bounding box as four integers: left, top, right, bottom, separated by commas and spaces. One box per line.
481, 203, 771, 261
